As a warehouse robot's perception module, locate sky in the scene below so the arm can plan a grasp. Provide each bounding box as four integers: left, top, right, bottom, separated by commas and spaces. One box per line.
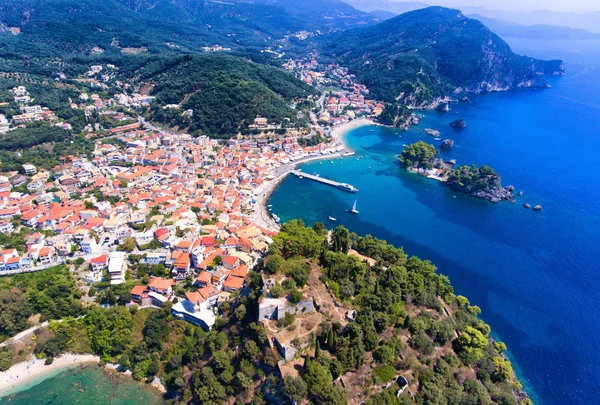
423, 0, 599, 13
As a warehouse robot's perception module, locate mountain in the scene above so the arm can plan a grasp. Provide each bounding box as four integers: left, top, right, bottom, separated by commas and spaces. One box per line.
324, 7, 565, 109
459, 7, 600, 33
143, 54, 316, 136
370, 10, 397, 20
343, 0, 427, 14
0, 0, 377, 58
468, 14, 600, 40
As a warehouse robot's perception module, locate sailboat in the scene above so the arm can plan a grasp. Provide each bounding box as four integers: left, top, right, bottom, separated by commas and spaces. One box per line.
348, 199, 359, 214
328, 211, 337, 222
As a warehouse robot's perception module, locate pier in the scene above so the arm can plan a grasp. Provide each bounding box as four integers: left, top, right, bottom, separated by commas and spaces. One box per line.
291, 170, 358, 192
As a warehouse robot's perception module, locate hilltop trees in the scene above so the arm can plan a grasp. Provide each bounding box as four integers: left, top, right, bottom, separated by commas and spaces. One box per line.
399, 141, 438, 170
266, 222, 526, 405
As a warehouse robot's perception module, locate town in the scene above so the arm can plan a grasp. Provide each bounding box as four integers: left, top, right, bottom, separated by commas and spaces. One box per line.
0, 56, 388, 337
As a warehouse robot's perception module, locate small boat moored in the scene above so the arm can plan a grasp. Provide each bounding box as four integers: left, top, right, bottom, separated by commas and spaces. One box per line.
347, 199, 359, 214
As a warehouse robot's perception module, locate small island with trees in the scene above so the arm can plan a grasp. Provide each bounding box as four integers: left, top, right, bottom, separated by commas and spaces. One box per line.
399, 141, 514, 202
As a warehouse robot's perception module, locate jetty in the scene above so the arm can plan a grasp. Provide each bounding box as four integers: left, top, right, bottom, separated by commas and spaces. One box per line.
291, 170, 358, 192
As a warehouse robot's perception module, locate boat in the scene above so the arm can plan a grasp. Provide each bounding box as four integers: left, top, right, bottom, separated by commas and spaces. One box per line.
347, 199, 359, 214
337, 183, 359, 193
320, 162, 323, 165
330, 161, 334, 164
356, 158, 359, 161
267, 204, 272, 208
272, 214, 281, 223
328, 212, 337, 221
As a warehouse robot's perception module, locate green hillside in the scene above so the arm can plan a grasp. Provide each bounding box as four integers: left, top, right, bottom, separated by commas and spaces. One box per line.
324, 7, 565, 107
0, 0, 376, 59
142, 54, 316, 136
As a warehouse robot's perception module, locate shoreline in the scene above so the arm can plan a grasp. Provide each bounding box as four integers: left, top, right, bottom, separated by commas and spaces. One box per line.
249, 118, 376, 232
0, 354, 100, 398
0, 353, 167, 399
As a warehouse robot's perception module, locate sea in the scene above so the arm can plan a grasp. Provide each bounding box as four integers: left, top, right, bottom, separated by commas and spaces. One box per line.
3, 39, 599, 405
0, 365, 163, 404
269, 38, 600, 405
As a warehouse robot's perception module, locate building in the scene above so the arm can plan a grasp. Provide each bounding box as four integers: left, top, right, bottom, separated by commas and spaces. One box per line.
0, 220, 14, 234
223, 275, 244, 292
108, 251, 127, 285
171, 299, 216, 331
89, 254, 109, 272
148, 277, 174, 297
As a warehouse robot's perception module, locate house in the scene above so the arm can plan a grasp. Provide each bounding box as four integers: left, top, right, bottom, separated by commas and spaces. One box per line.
222, 255, 240, 270
130, 285, 148, 304
0, 220, 14, 234
148, 277, 174, 297
195, 271, 212, 287
171, 299, 216, 331
172, 252, 191, 278
89, 254, 109, 272
21, 210, 41, 227
185, 291, 207, 311
198, 285, 220, 308
22, 164, 37, 175
79, 237, 98, 254
211, 269, 227, 286
223, 275, 244, 292
143, 251, 170, 265
108, 251, 127, 285
37, 247, 55, 265
229, 264, 249, 279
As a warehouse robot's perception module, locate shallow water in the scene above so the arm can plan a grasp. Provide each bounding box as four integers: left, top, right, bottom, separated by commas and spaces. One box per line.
0, 365, 163, 405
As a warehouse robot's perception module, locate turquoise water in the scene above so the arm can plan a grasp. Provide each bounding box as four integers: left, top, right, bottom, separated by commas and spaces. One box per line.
0, 365, 164, 404
269, 39, 600, 405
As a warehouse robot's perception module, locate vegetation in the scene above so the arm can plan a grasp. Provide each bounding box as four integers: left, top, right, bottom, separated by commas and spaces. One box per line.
0, 266, 83, 342
324, 7, 563, 122
446, 164, 512, 200
145, 54, 315, 136
0, 0, 374, 61
0, 221, 528, 404
264, 220, 527, 404
399, 141, 439, 170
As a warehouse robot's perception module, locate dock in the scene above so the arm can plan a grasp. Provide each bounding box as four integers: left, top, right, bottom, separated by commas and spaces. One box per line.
291, 170, 358, 192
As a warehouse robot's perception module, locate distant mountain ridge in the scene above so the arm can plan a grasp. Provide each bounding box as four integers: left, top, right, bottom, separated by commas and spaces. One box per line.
468, 14, 600, 40
0, 0, 377, 57
325, 7, 565, 109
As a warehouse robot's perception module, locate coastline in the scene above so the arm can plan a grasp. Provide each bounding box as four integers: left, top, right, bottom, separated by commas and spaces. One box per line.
0, 354, 100, 398
249, 118, 375, 232
0, 354, 167, 399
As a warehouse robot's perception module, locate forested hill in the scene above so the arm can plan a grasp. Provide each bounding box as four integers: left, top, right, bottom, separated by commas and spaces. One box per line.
324, 7, 566, 107
143, 54, 316, 136
0, 0, 376, 58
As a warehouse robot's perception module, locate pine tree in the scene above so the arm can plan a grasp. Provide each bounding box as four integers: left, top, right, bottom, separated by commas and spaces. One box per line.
327, 328, 335, 349
315, 340, 321, 359
303, 355, 310, 369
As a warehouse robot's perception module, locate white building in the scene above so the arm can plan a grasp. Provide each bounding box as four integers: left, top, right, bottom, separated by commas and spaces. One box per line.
108, 251, 127, 285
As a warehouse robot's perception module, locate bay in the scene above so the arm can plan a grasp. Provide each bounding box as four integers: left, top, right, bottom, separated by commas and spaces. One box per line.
0, 365, 163, 405
269, 38, 600, 405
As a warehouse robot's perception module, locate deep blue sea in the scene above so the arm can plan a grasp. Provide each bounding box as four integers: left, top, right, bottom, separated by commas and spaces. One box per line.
269, 38, 600, 405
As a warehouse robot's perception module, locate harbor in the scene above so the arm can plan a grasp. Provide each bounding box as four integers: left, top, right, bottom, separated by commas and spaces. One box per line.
291, 170, 358, 192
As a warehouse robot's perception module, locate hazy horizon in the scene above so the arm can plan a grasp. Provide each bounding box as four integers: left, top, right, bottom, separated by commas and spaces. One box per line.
406, 0, 600, 13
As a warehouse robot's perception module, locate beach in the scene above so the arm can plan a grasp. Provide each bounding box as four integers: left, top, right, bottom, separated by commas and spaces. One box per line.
0, 353, 100, 398
248, 118, 375, 232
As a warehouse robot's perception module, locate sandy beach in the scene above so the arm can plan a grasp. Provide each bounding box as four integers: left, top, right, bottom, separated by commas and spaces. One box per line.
0, 353, 100, 398
328, 117, 377, 147
248, 118, 376, 232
